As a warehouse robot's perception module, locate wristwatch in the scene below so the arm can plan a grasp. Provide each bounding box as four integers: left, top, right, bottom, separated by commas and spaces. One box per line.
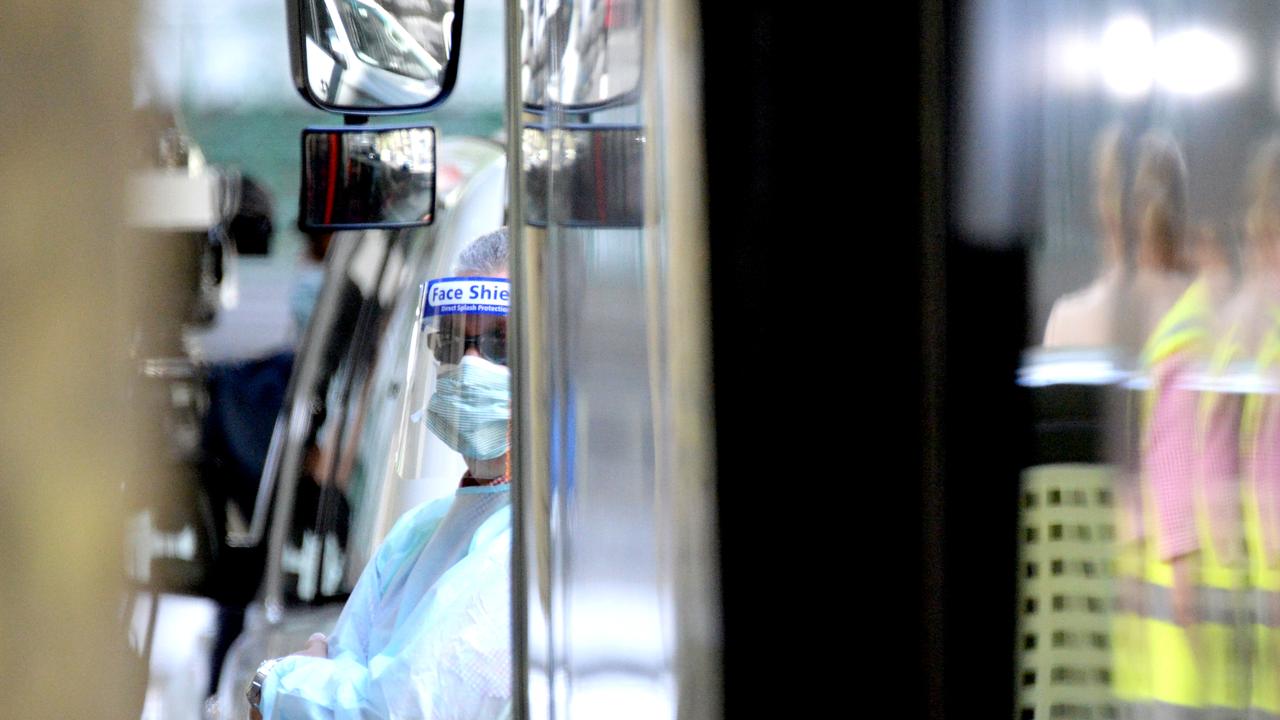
246, 657, 283, 712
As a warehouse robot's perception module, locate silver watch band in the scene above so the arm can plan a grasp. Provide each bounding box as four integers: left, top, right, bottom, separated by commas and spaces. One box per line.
246, 657, 282, 712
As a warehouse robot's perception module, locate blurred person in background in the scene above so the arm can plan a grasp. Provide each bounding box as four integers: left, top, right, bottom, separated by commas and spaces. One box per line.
1229, 136, 1280, 720
200, 174, 295, 701
247, 228, 514, 720
290, 230, 334, 342
1043, 124, 1129, 348
1171, 218, 1248, 719
1190, 223, 1237, 323
1220, 138, 1280, 362
226, 173, 276, 256
1187, 220, 1243, 578
1122, 132, 1193, 354
1115, 131, 1203, 717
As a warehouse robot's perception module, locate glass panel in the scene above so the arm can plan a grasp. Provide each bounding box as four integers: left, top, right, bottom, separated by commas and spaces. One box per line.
515, 0, 718, 716
965, 1, 1280, 717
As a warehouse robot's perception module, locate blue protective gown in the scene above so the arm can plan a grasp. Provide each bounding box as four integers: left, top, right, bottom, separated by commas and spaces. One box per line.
261, 485, 512, 719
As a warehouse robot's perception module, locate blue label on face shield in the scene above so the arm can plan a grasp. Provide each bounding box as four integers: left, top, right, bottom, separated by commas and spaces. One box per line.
423, 277, 510, 317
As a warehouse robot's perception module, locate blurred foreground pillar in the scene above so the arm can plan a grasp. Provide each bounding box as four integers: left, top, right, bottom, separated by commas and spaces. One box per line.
0, 1, 150, 718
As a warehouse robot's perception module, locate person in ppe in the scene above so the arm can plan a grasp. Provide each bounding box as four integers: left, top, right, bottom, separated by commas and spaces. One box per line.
1230, 138, 1280, 720
1177, 221, 1248, 719
246, 227, 514, 720
1115, 131, 1201, 717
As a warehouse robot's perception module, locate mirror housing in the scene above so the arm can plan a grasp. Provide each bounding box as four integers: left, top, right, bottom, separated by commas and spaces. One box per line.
300, 125, 437, 230
288, 0, 464, 114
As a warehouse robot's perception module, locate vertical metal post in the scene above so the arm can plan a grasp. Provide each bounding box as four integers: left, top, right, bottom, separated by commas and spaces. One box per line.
647, 0, 722, 717
505, 0, 535, 717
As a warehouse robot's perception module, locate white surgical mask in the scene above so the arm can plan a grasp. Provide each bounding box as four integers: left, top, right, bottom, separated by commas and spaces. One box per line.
426, 355, 511, 460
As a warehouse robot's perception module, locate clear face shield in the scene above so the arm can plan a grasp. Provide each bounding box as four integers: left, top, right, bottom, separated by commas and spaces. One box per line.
322, 238, 513, 605
402, 274, 512, 485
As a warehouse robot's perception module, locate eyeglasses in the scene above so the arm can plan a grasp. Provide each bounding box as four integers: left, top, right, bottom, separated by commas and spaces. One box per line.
427, 320, 508, 366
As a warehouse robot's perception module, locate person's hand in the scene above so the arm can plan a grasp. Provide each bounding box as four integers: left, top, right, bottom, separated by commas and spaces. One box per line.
1171, 554, 1198, 627
1213, 525, 1242, 567
293, 632, 328, 658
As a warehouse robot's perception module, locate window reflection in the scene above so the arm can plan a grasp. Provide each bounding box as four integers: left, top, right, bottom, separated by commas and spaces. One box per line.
1005, 3, 1280, 720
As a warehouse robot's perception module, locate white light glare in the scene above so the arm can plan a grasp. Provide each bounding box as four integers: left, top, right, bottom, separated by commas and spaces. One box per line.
1017, 359, 1128, 387
1048, 34, 1098, 90
1099, 15, 1155, 98
1053, 16, 1247, 98
1156, 28, 1245, 96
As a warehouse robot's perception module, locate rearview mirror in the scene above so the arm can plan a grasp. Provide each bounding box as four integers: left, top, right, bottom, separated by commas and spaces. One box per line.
521, 0, 641, 111
289, 0, 463, 113
522, 124, 644, 227
300, 125, 437, 230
